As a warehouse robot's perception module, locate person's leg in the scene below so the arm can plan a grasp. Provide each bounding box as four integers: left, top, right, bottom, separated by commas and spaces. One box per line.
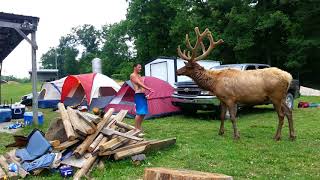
134, 114, 145, 130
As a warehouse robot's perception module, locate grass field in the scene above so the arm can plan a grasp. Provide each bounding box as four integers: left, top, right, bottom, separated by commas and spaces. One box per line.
1, 83, 320, 179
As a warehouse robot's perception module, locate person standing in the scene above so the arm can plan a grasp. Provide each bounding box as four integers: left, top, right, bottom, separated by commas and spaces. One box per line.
130, 63, 154, 131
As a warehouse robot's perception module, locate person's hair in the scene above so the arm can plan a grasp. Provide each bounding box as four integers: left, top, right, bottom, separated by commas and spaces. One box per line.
133, 63, 141, 68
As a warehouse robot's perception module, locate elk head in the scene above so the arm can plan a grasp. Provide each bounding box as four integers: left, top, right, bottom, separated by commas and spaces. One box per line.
176, 27, 224, 76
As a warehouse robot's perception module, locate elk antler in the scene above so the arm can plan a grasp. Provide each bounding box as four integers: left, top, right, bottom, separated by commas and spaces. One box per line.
177, 27, 224, 62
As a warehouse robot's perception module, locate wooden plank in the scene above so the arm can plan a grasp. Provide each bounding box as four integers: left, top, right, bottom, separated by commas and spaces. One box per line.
67, 107, 88, 135
50, 140, 60, 147
113, 138, 176, 160
99, 130, 140, 152
99, 141, 150, 156
116, 121, 135, 130
143, 168, 233, 180
73, 108, 114, 158
58, 103, 76, 141
114, 145, 146, 160
68, 107, 96, 134
4, 150, 28, 178
88, 134, 104, 152
0, 155, 18, 179
91, 137, 108, 156
73, 153, 97, 180
76, 111, 97, 128
0, 166, 6, 180
80, 112, 101, 124
54, 139, 79, 151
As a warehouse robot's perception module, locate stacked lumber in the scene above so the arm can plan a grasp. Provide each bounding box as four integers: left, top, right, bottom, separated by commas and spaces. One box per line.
52, 103, 176, 179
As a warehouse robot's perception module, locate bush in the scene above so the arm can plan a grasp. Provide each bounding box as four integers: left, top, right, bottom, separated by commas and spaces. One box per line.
111, 74, 127, 81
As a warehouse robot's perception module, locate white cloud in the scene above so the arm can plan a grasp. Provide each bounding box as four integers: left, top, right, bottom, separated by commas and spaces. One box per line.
1, 0, 128, 78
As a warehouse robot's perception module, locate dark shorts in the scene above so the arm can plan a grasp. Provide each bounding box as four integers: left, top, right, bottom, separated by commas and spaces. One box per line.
134, 93, 149, 115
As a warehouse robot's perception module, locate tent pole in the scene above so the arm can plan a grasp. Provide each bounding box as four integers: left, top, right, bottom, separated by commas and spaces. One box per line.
31, 31, 38, 125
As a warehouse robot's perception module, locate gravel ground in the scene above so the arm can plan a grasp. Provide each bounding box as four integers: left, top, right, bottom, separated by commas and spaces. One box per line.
300, 86, 320, 96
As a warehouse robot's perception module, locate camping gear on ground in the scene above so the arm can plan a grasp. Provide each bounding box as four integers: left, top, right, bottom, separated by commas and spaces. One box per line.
15, 130, 52, 162
24, 112, 44, 126
59, 165, 73, 177
61, 73, 120, 110
6, 122, 24, 129
0, 108, 12, 122
38, 77, 66, 108
298, 101, 320, 108
11, 103, 26, 119
22, 153, 56, 172
8, 163, 18, 172
105, 76, 181, 119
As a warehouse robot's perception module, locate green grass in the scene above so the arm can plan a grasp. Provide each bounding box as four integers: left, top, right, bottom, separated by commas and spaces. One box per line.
1, 83, 320, 179
1, 82, 41, 103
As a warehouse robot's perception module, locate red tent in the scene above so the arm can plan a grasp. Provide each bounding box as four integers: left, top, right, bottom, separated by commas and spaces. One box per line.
105, 76, 181, 119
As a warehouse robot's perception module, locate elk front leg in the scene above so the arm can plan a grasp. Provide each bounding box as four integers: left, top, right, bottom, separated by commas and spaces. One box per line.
219, 102, 227, 135
228, 103, 240, 140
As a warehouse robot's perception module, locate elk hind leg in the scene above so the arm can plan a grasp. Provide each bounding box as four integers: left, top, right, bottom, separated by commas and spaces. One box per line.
218, 102, 227, 135
281, 101, 296, 140
273, 101, 285, 141
227, 102, 240, 140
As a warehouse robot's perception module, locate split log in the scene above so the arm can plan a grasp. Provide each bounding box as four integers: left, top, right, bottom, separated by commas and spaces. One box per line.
143, 168, 233, 180
116, 121, 135, 130
73, 154, 97, 180
91, 137, 108, 156
88, 134, 104, 152
45, 118, 68, 143
73, 108, 114, 158
0, 155, 18, 179
79, 112, 101, 124
54, 139, 79, 151
114, 138, 176, 160
0, 166, 6, 180
50, 140, 60, 147
99, 130, 139, 152
76, 111, 97, 128
67, 107, 96, 135
57, 103, 76, 141
99, 141, 151, 156
4, 150, 28, 178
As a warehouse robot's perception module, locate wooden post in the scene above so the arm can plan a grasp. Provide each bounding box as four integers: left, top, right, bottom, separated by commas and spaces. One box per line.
54, 139, 79, 151
57, 103, 76, 141
99, 141, 150, 156
88, 134, 104, 152
31, 31, 38, 125
143, 168, 233, 180
67, 107, 96, 135
73, 108, 114, 158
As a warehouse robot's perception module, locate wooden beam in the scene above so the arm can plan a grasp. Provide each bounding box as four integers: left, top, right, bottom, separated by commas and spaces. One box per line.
54, 139, 79, 151
73, 108, 114, 158
143, 168, 233, 180
99, 141, 150, 156
99, 130, 139, 152
88, 134, 104, 152
73, 153, 97, 180
58, 103, 76, 141
113, 138, 176, 160
116, 121, 135, 131
76, 111, 97, 128
67, 107, 96, 135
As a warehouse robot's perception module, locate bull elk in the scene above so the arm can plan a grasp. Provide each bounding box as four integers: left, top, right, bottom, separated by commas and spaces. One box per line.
176, 27, 296, 140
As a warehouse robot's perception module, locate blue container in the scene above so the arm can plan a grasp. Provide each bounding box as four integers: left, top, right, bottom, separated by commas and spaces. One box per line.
11, 104, 26, 119
24, 112, 44, 125
0, 108, 12, 122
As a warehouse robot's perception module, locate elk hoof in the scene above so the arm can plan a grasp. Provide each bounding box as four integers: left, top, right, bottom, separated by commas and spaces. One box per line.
274, 135, 281, 141
218, 129, 224, 135
289, 135, 296, 141
233, 135, 240, 140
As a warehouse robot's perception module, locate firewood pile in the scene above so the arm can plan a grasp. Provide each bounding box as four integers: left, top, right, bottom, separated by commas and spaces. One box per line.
0, 103, 176, 179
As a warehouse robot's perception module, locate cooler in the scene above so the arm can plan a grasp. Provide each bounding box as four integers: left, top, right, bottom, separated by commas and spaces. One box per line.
11, 104, 26, 119
24, 112, 44, 126
0, 108, 12, 122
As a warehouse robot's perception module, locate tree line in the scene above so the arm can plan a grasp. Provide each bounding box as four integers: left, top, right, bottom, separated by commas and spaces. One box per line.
40, 0, 319, 87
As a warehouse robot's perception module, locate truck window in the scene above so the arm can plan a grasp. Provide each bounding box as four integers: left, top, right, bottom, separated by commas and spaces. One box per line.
245, 65, 256, 70
257, 65, 269, 69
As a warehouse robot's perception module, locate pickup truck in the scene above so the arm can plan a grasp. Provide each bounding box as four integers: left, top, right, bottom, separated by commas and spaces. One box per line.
171, 63, 300, 114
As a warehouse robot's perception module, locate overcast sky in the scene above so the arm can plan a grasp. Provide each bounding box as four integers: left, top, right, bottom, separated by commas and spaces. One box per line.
1, 0, 128, 78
